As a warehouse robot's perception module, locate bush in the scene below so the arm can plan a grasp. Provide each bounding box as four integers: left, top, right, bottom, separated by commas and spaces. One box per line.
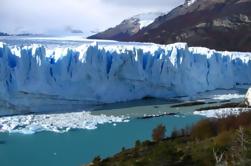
152, 124, 166, 142
191, 119, 217, 140
121, 147, 126, 152
171, 128, 179, 138
214, 131, 233, 147
135, 140, 141, 147
92, 156, 101, 164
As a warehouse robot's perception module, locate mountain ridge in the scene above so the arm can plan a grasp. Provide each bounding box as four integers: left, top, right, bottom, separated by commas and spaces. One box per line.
131, 0, 251, 51
89, 0, 251, 51
88, 12, 164, 41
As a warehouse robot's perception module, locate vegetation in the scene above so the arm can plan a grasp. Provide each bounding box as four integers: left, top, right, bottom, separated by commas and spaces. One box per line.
152, 124, 166, 142
87, 110, 251, 166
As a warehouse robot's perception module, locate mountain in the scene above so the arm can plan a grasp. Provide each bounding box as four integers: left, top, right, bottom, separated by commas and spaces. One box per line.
130, 0, 251, 51
0, 32, 10, 36
88, 12, 164, 41
65, 26, 84, 34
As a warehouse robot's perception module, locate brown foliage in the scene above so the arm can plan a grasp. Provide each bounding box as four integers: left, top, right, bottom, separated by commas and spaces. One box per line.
191, 119, 217, 140
191, 111, 251, 141
152, 124, 166, 142
214, 131, 233, 147
217, 111, 251, 132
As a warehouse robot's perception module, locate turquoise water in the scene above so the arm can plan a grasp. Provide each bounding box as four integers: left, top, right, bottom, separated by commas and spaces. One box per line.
0, 36, 248, 166
0, 115, 202, 166
0, 91, 246, 166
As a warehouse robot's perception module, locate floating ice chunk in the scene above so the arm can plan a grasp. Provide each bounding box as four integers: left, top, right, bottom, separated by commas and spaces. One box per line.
0, 111, 129, 134
193, 108, 251, 118
212, 94, 245, 100
245, 88, 251, 106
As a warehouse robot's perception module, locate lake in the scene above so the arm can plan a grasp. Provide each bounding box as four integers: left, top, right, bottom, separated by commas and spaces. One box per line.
0, 92, 245, 166
0, 36, 249, 166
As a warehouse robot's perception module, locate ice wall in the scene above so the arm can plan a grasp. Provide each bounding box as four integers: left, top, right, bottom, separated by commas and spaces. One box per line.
0, 41, 251, 113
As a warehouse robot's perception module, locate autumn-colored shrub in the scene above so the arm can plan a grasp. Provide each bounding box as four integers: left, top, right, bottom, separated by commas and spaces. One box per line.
214, 131, 233, 147
217, 111, 251, 132
191, 119, 217, 140
152, 124, 166, 142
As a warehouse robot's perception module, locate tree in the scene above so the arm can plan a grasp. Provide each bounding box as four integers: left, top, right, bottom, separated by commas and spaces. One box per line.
229, 126, 251, 165
191, 119, 216, 140
135, 140, 141, 147
213, 148, 225, 166
152, 124, 166, 142
171, 128, 179, 138
92, 156, 101, 165
121, 147, 126, 152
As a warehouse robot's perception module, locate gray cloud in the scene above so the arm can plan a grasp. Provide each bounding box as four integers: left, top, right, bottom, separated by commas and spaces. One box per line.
102, 0, 183, 8
0, 0, 184, 36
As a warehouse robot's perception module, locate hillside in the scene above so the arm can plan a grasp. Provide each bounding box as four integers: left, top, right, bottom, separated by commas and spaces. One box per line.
89, 0, 251, 51
88, 12, 164, 41
131, 0, 251, 51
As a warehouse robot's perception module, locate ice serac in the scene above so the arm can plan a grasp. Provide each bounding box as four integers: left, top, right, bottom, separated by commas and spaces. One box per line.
0, 41, 251, 114
245, 88, 251, 106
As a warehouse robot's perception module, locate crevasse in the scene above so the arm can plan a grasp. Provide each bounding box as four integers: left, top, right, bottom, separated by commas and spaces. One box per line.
0, 42, 251, 114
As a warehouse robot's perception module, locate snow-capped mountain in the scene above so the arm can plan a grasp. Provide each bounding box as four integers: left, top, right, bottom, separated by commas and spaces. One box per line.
132, 13, 165, 29
91, 0, 251, 52
88, 12, 164, 41
0, 40, 251, 115
131, 0, 251, 51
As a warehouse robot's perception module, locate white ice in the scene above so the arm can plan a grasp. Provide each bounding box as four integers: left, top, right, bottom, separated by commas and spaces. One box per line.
193, 108, 251, 118
0, 40, 251, 115
0, 111, 129, 134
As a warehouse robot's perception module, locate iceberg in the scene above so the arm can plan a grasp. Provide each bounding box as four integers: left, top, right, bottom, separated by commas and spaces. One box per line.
0, 111, 129, 134
0, 41, 251, 115
245, 88, 251, 106
193, 108, 251, 118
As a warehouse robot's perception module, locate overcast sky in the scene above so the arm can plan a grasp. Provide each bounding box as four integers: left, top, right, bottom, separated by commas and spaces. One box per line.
0, 0, 184, 36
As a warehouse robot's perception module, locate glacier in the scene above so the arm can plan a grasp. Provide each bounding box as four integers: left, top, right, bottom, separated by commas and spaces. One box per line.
0, 41, 251, 115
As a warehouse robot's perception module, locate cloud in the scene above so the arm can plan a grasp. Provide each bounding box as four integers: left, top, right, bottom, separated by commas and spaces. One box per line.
102, 0, 183, 8
0, 0, 184, 36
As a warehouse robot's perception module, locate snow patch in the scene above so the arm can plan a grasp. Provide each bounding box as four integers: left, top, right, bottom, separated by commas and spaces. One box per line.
132, 12, 165, 29
185, 0, 197, 6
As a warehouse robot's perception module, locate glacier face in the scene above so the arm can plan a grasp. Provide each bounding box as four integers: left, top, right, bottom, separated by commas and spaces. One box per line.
0, 41, 251, 114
